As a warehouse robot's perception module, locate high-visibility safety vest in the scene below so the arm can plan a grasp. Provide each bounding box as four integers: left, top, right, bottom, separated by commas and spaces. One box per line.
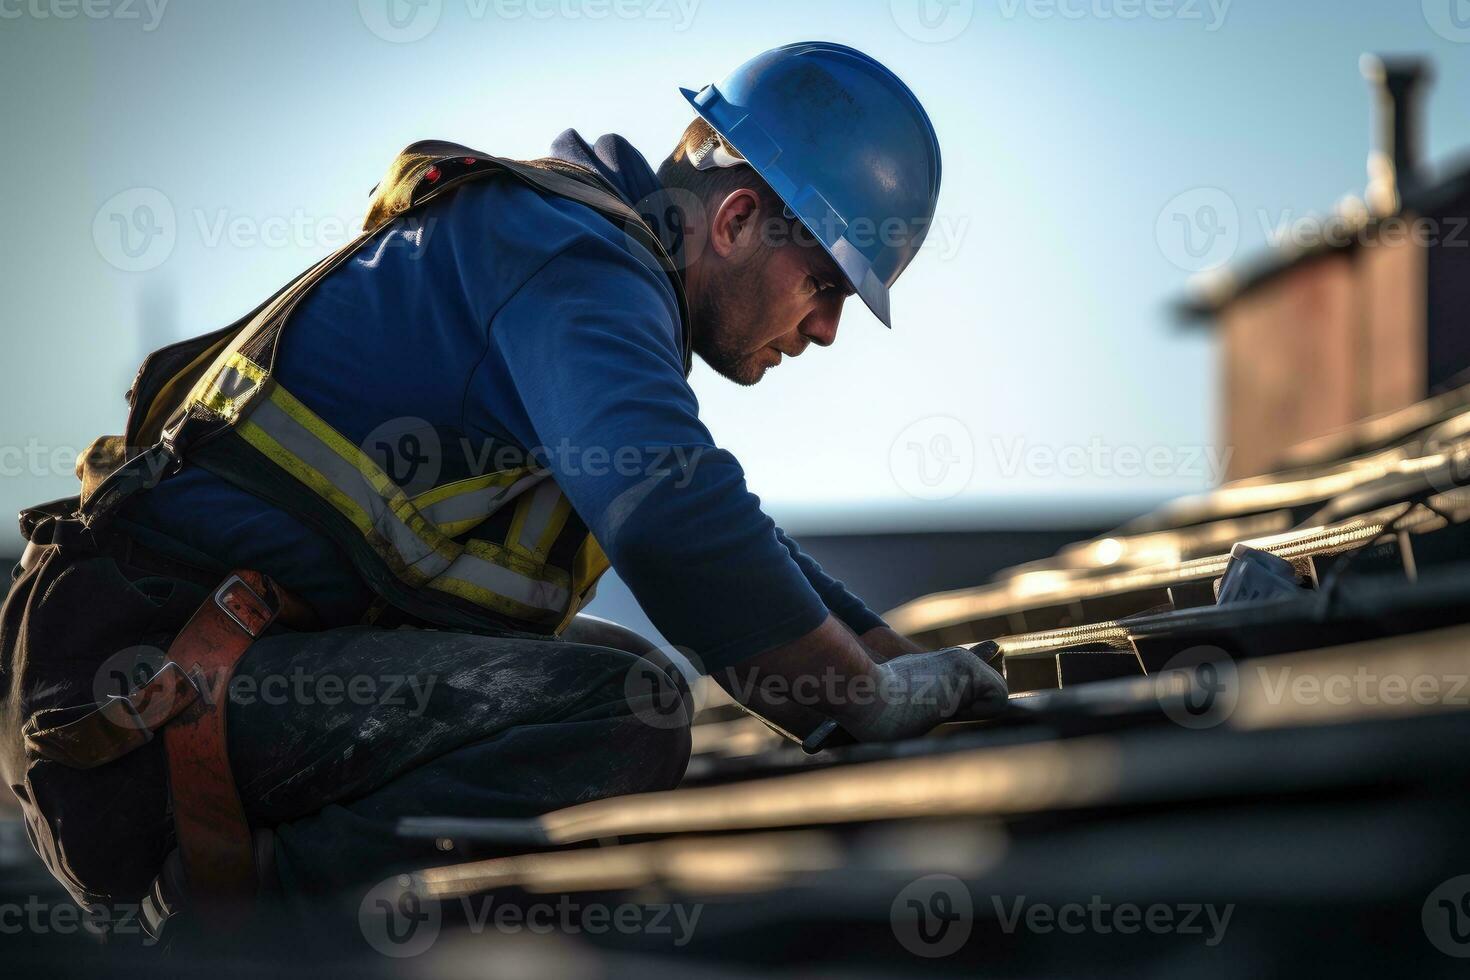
75, 141, 693, 637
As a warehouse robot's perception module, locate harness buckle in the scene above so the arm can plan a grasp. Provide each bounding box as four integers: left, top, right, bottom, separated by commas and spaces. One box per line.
213, 575, 276, 638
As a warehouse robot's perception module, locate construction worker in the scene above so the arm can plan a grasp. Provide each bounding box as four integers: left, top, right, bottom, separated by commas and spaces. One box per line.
1, 41, 1006, 936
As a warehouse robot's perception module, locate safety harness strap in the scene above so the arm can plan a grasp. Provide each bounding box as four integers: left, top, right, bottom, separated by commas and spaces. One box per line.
160, 570, 305, 929
70, 143, 675, 639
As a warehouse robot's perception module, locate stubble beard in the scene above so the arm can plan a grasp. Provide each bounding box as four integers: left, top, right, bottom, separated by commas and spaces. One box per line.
690, 266, 768, 387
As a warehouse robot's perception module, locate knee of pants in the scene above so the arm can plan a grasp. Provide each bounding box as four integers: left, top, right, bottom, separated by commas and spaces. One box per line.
639, 682, 694, 782
581, 646, 694, 792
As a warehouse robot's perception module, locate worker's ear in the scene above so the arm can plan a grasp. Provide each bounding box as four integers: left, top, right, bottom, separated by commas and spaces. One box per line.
708, 188, 764, 260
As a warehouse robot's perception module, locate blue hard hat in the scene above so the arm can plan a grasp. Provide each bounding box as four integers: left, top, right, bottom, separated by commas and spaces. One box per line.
681, 41, 942, 328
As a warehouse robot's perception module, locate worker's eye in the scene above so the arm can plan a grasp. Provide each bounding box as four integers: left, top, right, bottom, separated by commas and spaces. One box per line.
808, 276, 835, 295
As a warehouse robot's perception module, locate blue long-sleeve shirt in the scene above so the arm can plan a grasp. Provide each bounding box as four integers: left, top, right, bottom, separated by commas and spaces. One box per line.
121, 131, 883, 671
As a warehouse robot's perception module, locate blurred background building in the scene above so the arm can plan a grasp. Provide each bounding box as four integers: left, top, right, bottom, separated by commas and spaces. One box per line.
1182, 56, 1470, 478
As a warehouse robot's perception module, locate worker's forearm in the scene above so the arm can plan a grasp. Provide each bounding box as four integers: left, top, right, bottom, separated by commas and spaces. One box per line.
713, 614, 882, 737
858, 625, 924, 662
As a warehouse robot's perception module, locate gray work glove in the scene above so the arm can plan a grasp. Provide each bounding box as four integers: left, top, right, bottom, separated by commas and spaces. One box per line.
841, 646, 1008, 743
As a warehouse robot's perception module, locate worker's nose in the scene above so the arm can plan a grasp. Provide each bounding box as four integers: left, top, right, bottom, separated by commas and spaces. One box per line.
801, 302, 843, 348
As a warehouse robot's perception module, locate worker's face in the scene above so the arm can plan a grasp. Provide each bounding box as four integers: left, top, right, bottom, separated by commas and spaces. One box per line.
687, 188, 852, 386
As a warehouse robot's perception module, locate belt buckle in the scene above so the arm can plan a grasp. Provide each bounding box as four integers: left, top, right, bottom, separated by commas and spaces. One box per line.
213, 574, 275, 638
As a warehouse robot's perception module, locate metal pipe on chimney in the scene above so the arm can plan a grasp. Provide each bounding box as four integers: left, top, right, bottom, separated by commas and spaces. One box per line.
1359, 54, 1432, 214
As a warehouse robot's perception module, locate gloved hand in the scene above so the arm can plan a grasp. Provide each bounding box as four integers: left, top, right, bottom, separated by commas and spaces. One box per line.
839, 646, 1008, 743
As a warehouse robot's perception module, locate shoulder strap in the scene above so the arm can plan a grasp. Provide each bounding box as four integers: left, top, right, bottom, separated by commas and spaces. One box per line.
79, 141, 692, 530
366, 141, 692, 370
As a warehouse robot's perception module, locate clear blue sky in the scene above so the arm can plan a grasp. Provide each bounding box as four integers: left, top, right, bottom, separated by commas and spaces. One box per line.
3, 0, 1468, 554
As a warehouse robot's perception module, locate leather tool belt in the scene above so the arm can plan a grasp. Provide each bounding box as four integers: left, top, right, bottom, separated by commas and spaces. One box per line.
23, 568, 309, 931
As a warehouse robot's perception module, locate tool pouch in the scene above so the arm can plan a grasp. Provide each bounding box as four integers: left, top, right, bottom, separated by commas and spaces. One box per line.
3, 530, 207, 909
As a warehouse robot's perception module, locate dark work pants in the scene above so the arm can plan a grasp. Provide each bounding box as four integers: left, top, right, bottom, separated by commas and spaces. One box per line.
222, 626, 691, 901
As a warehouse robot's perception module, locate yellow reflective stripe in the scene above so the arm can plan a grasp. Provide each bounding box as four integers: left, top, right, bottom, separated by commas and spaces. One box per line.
412, 470, 522, 509
509, 480, 565, 560
505, 484, 534, 555
423, 514, 489, 539
428, 577, 557, 623
571, 535, 611, 597
191, 352, 268, 420
236, 414, 438, 586
138, 332, 233, 443
429, 539, 571, 621
238, 388, 455, 585
228, 352, 267, 384
238, 384, 575, 622
272, 386, 454, 559
411, 468, 541, 537
534, 496, 574, 557
555, 535, 612, 633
